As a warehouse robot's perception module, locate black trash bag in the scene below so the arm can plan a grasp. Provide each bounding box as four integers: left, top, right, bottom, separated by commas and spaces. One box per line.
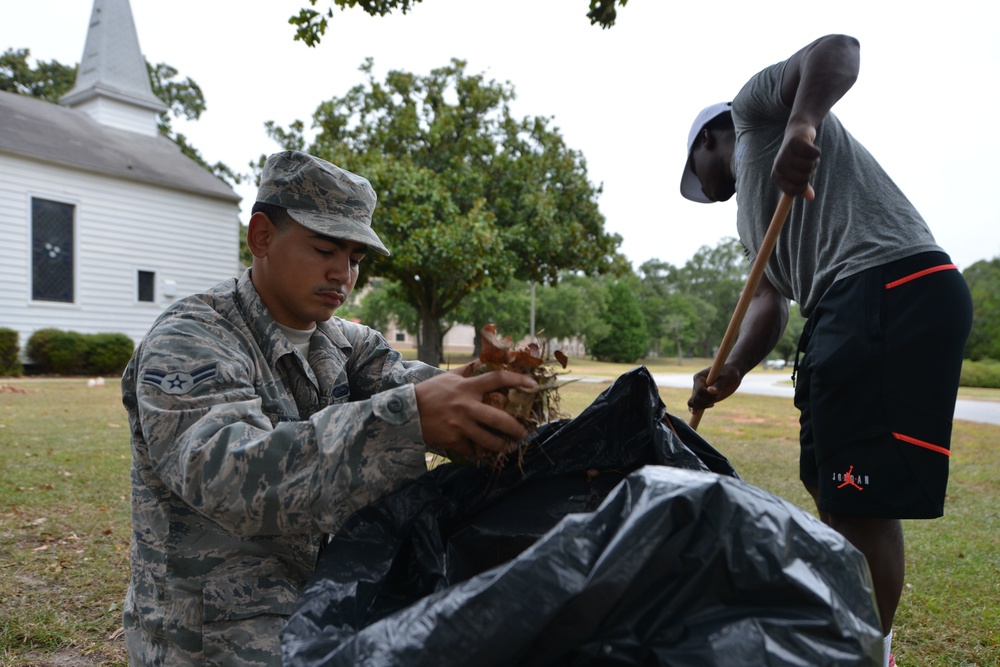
282, 367, 882, 666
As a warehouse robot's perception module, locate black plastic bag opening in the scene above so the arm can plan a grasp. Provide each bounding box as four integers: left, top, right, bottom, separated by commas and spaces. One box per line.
282, 367, 882, 666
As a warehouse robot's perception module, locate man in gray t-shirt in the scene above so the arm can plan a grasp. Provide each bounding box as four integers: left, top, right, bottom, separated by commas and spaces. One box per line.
678, 35, 972, 667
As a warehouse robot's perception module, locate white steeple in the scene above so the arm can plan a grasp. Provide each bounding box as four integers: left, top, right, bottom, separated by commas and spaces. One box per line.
59, 0, 167, 136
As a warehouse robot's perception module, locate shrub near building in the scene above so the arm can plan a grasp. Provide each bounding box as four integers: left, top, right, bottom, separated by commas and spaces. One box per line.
0, 327, 23, 377
86, 333, 136, 375
26, 329, 88, 375
26, 328, 134, 376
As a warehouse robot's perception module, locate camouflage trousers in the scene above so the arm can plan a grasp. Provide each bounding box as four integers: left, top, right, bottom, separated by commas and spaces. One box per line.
124, 593, 288, 666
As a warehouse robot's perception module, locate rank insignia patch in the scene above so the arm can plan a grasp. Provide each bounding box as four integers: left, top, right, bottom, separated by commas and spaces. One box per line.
143, 363, 217, 395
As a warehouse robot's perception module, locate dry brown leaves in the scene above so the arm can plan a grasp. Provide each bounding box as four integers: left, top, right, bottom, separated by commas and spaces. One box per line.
470, 325, 573, 465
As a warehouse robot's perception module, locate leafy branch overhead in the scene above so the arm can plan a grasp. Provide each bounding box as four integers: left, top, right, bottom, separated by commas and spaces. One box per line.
289, 0, 629, 47
264, 57, 622, 363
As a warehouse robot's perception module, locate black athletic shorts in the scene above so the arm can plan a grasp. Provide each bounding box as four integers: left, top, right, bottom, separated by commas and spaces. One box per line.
795, 251, 972, 519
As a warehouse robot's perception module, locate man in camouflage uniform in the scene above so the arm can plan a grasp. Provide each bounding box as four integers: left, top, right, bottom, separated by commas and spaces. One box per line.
121, 150, 535, 666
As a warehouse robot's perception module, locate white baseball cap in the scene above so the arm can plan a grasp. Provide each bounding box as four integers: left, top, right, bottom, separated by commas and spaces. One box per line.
680, 102, 732, 203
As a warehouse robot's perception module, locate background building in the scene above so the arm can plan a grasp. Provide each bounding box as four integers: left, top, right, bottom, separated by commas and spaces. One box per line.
0, 0, 241, 361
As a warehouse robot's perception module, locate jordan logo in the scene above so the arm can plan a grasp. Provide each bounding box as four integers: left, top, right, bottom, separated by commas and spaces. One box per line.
836, 465, 864, 491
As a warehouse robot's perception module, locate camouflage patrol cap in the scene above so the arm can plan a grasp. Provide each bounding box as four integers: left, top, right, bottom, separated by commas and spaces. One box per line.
256, 151, 390, 256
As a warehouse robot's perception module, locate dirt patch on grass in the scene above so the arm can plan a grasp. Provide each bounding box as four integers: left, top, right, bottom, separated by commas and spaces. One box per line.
726, 415, 768, 424
18, 650, 95, 667
13, 631, 128, 667
14, 644, 126, 667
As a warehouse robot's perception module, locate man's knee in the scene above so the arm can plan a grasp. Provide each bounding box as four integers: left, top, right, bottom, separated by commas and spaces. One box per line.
827, 514, 899, 534
826, 514, 904, 558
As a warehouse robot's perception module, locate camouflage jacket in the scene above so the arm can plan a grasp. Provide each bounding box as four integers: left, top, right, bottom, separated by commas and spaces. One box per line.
120, 269, 440, 666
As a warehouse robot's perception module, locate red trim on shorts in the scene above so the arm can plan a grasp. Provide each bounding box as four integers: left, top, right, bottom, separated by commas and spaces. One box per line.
892, 432, 950, 457
885, 264, 957, 289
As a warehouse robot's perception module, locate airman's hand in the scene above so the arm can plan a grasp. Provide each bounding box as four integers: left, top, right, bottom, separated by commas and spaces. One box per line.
415, 369, 537, 460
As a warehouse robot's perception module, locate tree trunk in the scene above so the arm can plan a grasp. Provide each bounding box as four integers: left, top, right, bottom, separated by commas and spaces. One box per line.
471, 319, 486, 360
418, 310, 444, 365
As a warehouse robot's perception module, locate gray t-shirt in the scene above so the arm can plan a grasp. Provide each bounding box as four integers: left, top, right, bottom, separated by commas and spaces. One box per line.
732, 62, 941, 316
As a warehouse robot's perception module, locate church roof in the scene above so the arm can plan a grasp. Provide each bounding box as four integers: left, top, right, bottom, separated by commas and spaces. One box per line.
1, 89, 239, 202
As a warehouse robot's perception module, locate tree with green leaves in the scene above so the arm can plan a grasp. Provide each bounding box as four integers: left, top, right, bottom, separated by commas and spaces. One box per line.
358, 278, 419, 335
453, 280, 531, 358
532, 272, 615, 355
0, 48, 75, 100
636, 258, 675, 357
671, 238, 748, 357
265, 58, 622, 362
289, 0, 629, 46
963, 257, 1000, 361
635, 258, 718, 360
661, 292, 716, 365
359, 277, 530, 359
588, 279, 648, 363
1, 48, 242, 188
634, 240, 747, 360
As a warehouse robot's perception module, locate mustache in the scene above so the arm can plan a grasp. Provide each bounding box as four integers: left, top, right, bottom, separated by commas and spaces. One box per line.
317, 286, 347, 298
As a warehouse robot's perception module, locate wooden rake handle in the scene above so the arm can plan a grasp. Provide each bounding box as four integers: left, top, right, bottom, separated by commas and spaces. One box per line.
689, 192, 794, 430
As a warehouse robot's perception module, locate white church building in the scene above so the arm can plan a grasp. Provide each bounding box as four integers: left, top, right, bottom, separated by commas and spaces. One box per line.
0, 0, 241, 361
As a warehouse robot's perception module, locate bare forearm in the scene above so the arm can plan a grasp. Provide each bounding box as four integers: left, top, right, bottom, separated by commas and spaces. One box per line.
727, 290, 789, 378
687, 282, 788, 412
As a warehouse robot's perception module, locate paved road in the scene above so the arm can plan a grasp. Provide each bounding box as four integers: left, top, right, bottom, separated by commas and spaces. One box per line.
648, 372, 1000, 426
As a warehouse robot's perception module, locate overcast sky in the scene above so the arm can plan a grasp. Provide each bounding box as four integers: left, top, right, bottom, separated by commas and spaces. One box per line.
5, 0, 998, 272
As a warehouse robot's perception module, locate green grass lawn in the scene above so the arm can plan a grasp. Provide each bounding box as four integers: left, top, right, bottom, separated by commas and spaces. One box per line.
0, 380, 132, 666
1, 366, 997, 666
